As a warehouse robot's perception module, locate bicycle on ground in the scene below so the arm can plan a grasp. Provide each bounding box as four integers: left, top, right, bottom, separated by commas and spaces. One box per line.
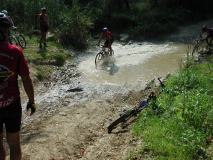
95, 45, 114, 66
107, 77, 169, 134
8, 26, 26, 49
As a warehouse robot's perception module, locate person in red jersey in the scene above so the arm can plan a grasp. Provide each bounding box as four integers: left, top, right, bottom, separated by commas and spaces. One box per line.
38, 7, 49, 48
0, 13, 36, 160
98, 27, 114, 55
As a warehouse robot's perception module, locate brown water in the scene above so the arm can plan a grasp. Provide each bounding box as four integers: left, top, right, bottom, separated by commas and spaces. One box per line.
78, 42, 189, 88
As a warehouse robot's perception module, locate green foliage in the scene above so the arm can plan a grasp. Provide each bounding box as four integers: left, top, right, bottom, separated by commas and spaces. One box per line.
2, 0, 213, 49
132, 56, 213, 159
58, 0, 94, 49
36, 66, 52, 81
37, 67, 44, 80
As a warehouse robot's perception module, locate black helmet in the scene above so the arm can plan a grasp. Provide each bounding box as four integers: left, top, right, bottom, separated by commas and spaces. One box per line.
0, 13, 11, 28
102, 27, 108, 33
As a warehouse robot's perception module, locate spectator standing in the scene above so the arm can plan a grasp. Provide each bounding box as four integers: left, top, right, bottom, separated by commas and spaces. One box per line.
38, 7, 49, 49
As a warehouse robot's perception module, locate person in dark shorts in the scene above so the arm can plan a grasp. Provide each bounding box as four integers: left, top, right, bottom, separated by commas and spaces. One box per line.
0, 12, 36, 160
38, 7, 49, 48
201, 25, 213, 49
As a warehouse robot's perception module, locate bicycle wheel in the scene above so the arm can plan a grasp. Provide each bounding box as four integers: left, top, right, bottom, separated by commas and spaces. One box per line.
107, 109, 137, 134
95, 52, 104, 66
18, 35, 26, 49
107, 113, 129, 134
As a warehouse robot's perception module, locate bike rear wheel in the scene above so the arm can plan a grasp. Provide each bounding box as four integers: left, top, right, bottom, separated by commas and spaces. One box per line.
95, 52, 104, 66
107, 113, 129, 134
18, 35, 26, 49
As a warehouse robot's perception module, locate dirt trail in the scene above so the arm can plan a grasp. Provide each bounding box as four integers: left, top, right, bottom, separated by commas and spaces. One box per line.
4, 18, 213, 160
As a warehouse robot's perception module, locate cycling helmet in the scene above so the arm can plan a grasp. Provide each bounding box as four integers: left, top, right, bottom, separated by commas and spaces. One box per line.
0, 13, 11, 28
102, 27, 108, 33
202, 25, 207, 32
2, 10, 8, 15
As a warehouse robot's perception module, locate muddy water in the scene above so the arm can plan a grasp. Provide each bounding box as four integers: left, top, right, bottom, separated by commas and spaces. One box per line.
78, 42, 189, 90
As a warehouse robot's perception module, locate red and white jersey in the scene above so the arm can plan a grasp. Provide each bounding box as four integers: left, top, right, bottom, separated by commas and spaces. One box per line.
0, 42, 29, 108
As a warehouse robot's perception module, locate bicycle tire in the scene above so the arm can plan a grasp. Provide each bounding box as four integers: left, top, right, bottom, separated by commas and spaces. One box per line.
107, 113, 130, 134
107, 109, 139, 134
95, 52, 104, 66
107, 99, 149, 134
18, 35, 26, 49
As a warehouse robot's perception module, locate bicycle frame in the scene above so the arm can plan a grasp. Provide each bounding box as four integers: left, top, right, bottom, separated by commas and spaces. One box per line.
107, 77, 168, 134
95, 45, 114, 66
8, 27, 26, 49
191, 35, 208, 56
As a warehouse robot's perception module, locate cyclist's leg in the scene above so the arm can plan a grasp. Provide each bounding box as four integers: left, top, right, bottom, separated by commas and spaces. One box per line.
0, 132, 6, 160
104, 40, 109, 48
43, 26, 48, 47
109, 37, 114, 56
39, 27, 45, 48
4, 98, 22, 160
7, 131, 22, 160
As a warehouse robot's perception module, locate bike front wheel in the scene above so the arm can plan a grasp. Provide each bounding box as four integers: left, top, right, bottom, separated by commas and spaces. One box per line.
109, 49, 114, 56
95, 52, 104, 66
18, 35, 26, 49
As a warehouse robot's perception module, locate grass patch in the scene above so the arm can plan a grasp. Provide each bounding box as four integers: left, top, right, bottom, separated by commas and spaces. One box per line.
23, 36, 72, 66
131, 54, 213, 159
20, 35, 73, 81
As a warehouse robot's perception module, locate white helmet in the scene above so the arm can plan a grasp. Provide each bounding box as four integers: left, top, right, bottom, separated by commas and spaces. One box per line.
2, 10, 8, 15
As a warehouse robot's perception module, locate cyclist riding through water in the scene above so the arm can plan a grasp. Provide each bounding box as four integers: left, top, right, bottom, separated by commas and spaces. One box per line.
201, 25, 213, 50
98, 27, 114, 55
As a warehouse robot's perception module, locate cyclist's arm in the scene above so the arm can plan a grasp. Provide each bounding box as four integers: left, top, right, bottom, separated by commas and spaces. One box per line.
98, 33, 103, 44
21, 75, 35, 104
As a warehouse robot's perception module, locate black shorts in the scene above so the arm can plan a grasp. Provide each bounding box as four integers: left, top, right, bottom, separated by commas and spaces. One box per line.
40, 26, 48, 33
104, 37, 114, 47
0, 98, 22, 133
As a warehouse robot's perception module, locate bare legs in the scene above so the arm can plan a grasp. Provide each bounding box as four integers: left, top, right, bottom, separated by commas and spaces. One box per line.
0, 131, 22, 160
0, 132, 6, 160
39, 31, 48, 48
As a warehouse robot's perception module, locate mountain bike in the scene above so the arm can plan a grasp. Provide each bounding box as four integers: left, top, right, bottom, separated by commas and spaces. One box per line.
107, 77, 168, 134
95, 45, 114, 66
8, 26, 26, 49
191, 35, 208, 56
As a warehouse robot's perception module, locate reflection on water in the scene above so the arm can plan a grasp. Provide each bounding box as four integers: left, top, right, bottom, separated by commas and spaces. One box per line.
78, 42, 189, 87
